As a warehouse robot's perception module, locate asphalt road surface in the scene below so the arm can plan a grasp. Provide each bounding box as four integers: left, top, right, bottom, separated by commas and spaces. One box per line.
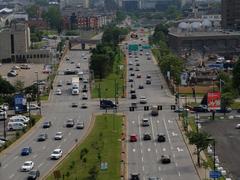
0, 50, 96, 180
125, 37, 199, 180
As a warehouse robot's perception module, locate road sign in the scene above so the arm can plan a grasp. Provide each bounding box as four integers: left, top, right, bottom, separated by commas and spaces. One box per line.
128, 44, 138, 51
209, 170, 221, 178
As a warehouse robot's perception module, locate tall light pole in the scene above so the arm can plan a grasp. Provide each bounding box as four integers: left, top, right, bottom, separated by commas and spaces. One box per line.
35, 72, 41, 115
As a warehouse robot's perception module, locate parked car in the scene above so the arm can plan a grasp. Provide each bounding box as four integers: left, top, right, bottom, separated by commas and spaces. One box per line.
54, 132, 63, 140
50, 149, 62, 160
27, 170, 40, 180
66, 119, 75, 127
82, 93, 88, 100
12, 65, 20, 70
27, 104, 40, 110
37, 133, 48, 141
100, 100, 117, 109
21, 161, 34, 172
130, 134, 137, 142
42, 121, 52, 128
160, 155, 171, 164
20, 64, 31, 69
21, 147, 32, 156
140, 96, 147, 104
0, 103, 9, 111
8, 70, 17, 77
56, 89, 62, 95
193, 105, 209, 112
76, 121, 84, 129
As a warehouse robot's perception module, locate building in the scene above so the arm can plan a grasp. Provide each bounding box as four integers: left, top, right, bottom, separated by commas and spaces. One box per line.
122, 0, 139, 11
168, 21, 240, 55
60, 0, 89, 9
221, 0, 240, 30
0, 22, 52, 63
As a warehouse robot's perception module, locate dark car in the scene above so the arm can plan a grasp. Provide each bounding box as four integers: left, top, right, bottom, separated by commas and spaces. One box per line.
131, 94, 137, 99
148, 177, 159, 180
42, 121, 52, 128
193, 106, 209, 112
135, 67, 140, 71
129, 67, 133, 71
82, 85, 88, 92
131, 173, 140, 180
27, 170, 40, 180
161, 155, 171, 164
100, 100, 117, 109
216, 108, 232, 113
138, 84, 144, 89
72, 102, 78, 108
157, 134, 166, 142
130, 88, 136, 94
130, 73, 135, 76
21, 147, 32, 156
129, 78, 134, 82
37, 133, 48, 141
146, 80, 151, 84
66, 119, 75, 128
143, 133, 151, 140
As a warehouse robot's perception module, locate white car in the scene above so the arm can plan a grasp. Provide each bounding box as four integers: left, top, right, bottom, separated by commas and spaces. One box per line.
27, 104, 40, 110
0, 103, 9, 111
56, 89, 62, 95
50, 149, 62, 159
54, 132, 63, 140
140, 96, 147, 104
12, 65, 20, 70
235, 124, 240, 129
21, 161, 34, 172
82, 93, 88, 100
76, 63, 80, 68
83, 78, 88, 83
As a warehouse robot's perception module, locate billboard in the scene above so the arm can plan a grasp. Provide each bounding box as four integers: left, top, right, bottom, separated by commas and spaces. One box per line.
207, 92, 221, 110
14, 94, 27, 113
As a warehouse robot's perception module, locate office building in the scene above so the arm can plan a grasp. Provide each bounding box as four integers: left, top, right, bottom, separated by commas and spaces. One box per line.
222, 0, 240, 30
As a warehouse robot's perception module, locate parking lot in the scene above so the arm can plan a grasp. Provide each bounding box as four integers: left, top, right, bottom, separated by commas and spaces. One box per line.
202, 118, 240, 180
0, 63, 49, 87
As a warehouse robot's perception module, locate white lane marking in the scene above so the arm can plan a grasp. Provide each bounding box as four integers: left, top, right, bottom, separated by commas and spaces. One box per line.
168, 120, 173, 123
163, 117, 172, 147
154, 142, 157, 147
33, 154, 38, 158
38, 162, 44, 168
138, 114, 143, 147
147, 148, 151, 152
141, 149, 143, 154
58, 145, 61, 149
175, 162, 178, 167
142, 166, 145, 171
132, 121, 135, 124
9, 173, 15, 179
178, 171, 181, 176
157, 120, 160, 123
63, 138, 66, 142
68, 132, 71, 136
142, 157, 144, 162
140, 142, 143, 146
177, 147, 184, 152
156, 149, 158, 153
172, 132, 178, 136
42, 146, 46, 150
150, 117, 156, 142
13, 156, 18, 160
158, 166, 161, 171
162, 148, 166, 152
3, 164, 8, 169
161, 178, 163, 180
133, 148, 136, 152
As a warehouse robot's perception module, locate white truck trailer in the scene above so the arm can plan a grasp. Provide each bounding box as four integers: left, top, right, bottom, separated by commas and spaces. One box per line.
72, 77, 80, 95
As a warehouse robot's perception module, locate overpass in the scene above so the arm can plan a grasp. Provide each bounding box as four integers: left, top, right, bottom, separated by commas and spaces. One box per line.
69, 37, 101, 50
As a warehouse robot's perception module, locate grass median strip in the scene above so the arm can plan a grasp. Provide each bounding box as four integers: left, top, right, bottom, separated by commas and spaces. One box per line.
47, 114, 123, 180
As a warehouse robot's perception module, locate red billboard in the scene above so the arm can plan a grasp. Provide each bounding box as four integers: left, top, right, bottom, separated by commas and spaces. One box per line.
207, 92, 221, 110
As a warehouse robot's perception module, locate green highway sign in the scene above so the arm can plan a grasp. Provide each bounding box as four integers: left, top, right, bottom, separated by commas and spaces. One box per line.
128, 44, 138, 51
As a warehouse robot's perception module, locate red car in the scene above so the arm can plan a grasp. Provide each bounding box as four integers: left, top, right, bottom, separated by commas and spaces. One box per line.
130, 134, 137, 142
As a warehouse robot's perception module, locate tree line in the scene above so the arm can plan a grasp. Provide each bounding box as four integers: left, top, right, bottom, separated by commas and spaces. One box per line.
89, 26, 129, 79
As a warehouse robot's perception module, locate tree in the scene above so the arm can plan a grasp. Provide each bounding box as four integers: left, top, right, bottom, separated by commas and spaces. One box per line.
42, 6, 62, 31
0, 77, 15, 94
187, 131, 212, 167
221, 92, 234, 114
232, 59, 240, 94
104, 0, 117, 11
14, 80, 24, 92
88, 165, 99, 180
26, 5, 40, 18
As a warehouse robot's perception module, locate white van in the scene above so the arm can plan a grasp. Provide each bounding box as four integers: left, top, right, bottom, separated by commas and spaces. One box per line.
10, 115, 29, 124
7, 122, 27, 131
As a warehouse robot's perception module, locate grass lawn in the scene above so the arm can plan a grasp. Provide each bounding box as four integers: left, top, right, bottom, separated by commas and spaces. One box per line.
92, 50, 125, 98
47, 114, 123, 180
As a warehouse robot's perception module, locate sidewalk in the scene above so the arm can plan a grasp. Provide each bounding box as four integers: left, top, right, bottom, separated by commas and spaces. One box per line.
177, 118, 211, 180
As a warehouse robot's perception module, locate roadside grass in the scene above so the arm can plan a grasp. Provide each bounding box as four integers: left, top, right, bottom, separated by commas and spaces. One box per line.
47, 114, 123, 180
92, 50, 125, 98
231, 101, 240, 109
32, 41, 48, 49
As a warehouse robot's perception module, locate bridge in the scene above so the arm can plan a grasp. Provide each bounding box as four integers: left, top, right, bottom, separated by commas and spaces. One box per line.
69, 37, 101, 50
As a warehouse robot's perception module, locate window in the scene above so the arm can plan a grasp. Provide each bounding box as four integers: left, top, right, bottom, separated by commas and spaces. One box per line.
33, 54, 36, 58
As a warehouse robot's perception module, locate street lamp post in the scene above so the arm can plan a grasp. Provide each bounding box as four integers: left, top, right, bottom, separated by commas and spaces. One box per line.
35, 72, 41, 115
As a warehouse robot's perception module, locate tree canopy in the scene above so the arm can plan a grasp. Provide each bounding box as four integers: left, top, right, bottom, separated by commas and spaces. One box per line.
232, 59, 240, 94
42, 6, 62, 31
0, 77, 15, 94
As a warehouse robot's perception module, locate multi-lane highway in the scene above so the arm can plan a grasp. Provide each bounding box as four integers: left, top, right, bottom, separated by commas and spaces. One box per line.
0, 31, 199, 180
0, 50, 96, 180
125, 36, 199, 180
